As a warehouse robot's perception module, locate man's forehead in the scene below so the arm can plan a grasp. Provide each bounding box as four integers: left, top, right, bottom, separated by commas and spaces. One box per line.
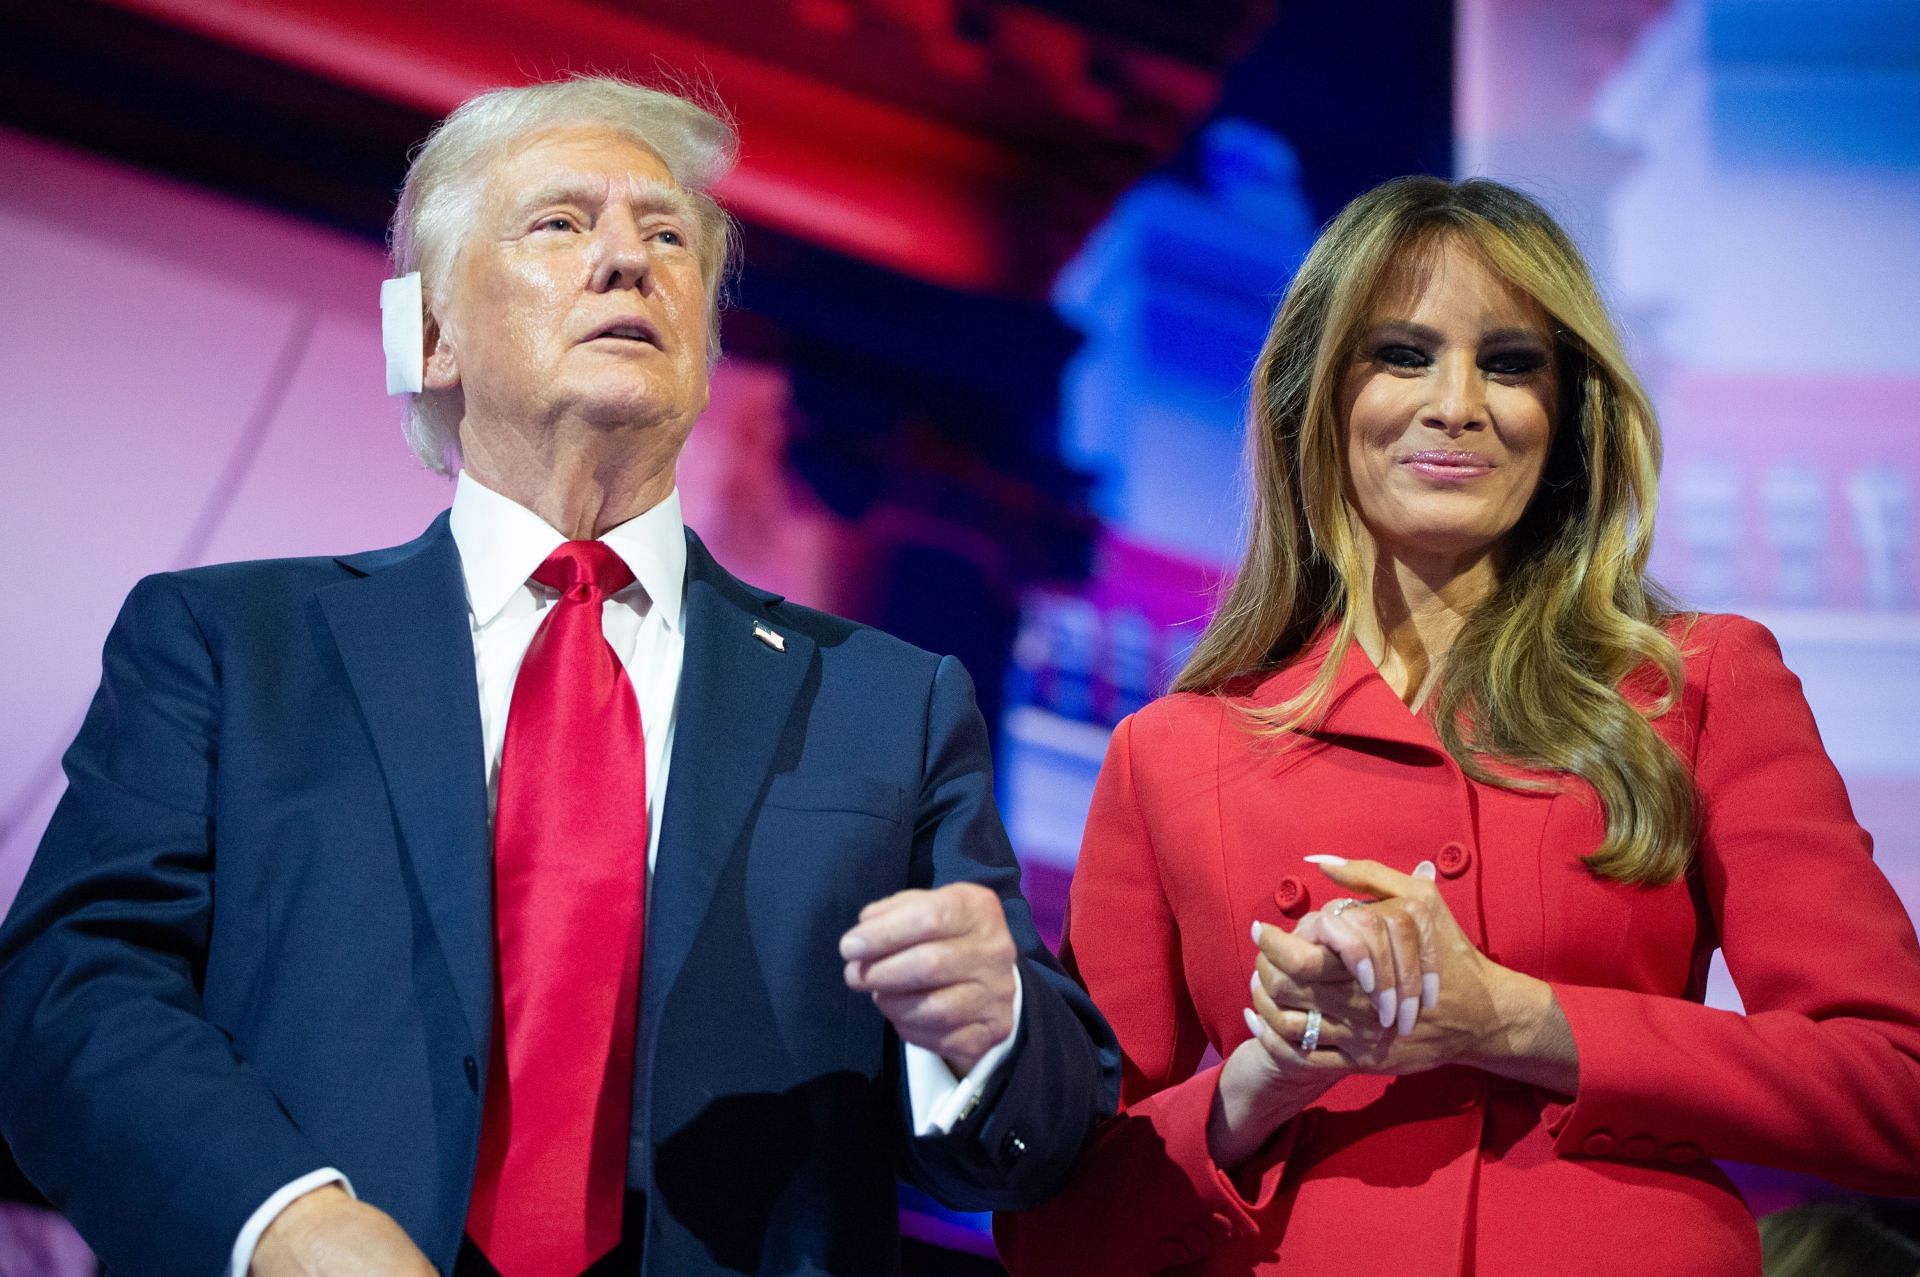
485, 127, 688, 208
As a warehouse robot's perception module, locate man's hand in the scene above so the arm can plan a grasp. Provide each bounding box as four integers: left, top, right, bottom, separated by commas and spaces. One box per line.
840, 883, 1018, 1076
251, 1185, 436, 1277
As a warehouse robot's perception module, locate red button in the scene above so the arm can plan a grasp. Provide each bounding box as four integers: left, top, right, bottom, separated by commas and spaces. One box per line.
1156, 1239, 1191, 1267
1272, 875, 1310, 917
1436, 841, 1471, 877
1209, 1211, 1235, 1236
1581, 1130, 1616, 1156
1623, 1135, 1658, 1160
1181, 1224, 1212, 1258
1446, 1074, 1486, 1112
1665, 1143, 1702, 1165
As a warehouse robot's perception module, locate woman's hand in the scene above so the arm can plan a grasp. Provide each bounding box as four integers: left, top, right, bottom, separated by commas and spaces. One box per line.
1256, 857, 1580, 1092
1209, 918, 1356, 1169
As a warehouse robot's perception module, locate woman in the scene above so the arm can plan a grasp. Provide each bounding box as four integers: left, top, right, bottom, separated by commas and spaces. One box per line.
994, 177, 1920, 1276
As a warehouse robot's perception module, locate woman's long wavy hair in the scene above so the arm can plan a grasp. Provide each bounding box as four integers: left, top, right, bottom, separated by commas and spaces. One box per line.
1173, 176, 1696, 885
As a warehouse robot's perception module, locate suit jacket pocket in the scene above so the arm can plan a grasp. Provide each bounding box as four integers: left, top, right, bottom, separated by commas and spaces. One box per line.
759, 771, 908, 826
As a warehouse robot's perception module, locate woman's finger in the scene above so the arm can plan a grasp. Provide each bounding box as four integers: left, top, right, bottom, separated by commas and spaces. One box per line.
1310, 907, 1379, 997
1250, 970, 1353, 1058
1309, 854, 1450, 1010
1380, 906, 1424, 1035
1304, 854, 1425, 901
1253, 954, 1374, 1024
1413, 859, 1441, 1008
1253, 919, 1350, 984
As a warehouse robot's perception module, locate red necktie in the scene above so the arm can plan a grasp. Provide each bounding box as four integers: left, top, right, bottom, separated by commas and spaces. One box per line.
467, 541, 648, 1276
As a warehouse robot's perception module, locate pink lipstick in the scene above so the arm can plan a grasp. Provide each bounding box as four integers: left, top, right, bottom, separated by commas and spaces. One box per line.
1401, 450, 1495, 481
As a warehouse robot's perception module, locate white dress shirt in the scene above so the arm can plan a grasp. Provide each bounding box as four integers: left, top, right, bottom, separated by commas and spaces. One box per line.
231, 472, 1017, 1274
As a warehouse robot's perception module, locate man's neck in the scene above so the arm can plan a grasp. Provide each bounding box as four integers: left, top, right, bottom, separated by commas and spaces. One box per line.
458, 422, 680, 540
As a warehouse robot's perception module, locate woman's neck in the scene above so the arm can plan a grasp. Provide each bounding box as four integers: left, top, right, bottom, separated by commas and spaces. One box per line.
1350, 541, 1504, 708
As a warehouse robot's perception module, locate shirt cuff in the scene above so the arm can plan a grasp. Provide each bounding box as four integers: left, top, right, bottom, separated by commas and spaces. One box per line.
904, 967, 1024, 1137
229, 1167, 354, 1277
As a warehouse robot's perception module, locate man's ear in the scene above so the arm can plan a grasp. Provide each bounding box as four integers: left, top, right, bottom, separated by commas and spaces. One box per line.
423, 303, 459, 391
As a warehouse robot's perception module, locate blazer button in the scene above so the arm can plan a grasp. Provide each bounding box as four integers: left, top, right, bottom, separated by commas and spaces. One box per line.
1157, 1239, 1192, 1268
1664, 1142, 1703, 1165
1581, 1130, 1616, 1156
1000, 1130, 1027, 1163
1624, 1135, 1658, 1160
464, 1055, 479, 1093
1272, 876, 1310, 918
1181, 1224, 1212, 1258
1446, 1074, 1486, 1112
1436, 841, 1471, 877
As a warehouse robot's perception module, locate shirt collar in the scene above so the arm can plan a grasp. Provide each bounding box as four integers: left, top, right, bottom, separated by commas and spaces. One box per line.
449, 469, 687, 632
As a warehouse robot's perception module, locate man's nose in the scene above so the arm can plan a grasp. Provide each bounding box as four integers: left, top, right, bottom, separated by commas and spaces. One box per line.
1422, 354, 1487, 436
589, 215, 652, 293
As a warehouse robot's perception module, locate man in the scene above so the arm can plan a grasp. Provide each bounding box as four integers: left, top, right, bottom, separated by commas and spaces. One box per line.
0, 76, 1117, 1276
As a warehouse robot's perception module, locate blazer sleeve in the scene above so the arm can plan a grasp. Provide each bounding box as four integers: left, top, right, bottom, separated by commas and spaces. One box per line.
895, 654, 1122, 1210
0, 575, 331, 1277
1546, 614, 1920, 1192
996, 712, 1295, 1277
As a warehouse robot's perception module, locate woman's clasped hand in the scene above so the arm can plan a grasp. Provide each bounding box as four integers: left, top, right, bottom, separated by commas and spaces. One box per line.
1244, 855, 1568, 1076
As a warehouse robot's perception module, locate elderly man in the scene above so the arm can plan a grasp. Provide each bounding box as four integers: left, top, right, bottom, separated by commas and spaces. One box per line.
0, 77, 1117, 1277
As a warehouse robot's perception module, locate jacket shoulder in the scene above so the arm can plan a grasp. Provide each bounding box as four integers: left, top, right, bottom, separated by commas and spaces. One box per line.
125, 516, 449, 625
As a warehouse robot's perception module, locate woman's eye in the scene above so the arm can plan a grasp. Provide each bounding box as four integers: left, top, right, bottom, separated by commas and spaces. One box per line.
654, 229, 684, 247
1378, 345, 1428, 369
1485, 352, 1548, 376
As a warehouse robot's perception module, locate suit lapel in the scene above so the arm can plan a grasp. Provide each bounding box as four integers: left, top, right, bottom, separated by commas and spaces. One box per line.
643, 532, 814, 1046
315, 514, 494, 1054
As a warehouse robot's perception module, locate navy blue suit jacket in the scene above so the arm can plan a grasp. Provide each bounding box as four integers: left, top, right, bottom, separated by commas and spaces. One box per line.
0, 514, 1118, 1276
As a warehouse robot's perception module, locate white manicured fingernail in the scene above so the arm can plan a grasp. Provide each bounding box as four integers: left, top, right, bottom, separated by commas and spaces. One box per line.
1378, 987, 1397, 1029
1243, 1007, 1263, 1040
1422, 972, 1440, 1009
1251, 920, 1262, 945
1303, 854, 1348, 866
1414, 860, 1437, 880
1356, 957, 1376, 993
840, 935, 868, 959
1398, 995, 1419, 1036
1250, 971, 1261, 996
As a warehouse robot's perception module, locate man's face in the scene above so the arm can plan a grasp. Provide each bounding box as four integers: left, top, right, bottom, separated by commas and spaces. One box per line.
427, 125, 712, 453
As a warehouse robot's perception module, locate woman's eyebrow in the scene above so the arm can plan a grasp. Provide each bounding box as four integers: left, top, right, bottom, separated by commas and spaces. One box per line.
1365, 320, 1443, 343
1480, 326, 1551, 345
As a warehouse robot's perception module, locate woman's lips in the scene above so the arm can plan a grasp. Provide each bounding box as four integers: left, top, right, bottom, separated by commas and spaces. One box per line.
1401, 450, 1495, 481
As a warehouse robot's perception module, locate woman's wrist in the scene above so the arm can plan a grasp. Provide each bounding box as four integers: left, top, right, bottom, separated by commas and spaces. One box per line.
1467, 970, 1580, 1095
1207, 1041, 1335, 1170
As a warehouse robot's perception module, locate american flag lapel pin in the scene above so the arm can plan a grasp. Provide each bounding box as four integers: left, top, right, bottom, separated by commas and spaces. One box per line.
753, 622, 786, 652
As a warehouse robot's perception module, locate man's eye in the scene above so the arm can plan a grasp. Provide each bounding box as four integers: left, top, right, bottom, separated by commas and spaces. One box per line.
654, 229, 684, 247
535, 215, 578, 232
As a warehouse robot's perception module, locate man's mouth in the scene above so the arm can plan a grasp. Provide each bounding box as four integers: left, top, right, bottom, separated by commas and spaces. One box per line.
585, 319, 661, 347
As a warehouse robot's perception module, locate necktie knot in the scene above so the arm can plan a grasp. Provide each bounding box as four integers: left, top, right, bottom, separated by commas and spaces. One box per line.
531, 540, 635, 603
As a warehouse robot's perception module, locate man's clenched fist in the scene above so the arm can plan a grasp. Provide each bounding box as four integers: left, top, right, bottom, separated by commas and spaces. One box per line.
839, 882, 1018, 1075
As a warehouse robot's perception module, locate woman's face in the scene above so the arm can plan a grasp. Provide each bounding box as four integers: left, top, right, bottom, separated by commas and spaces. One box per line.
1339, 238, 1560, 570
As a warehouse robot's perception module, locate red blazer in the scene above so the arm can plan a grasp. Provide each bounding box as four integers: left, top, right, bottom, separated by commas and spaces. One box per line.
997, 614, 1920, 1277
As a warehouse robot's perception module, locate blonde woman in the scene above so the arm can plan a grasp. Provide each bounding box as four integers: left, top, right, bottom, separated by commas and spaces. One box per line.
995, 177, 1920, 1276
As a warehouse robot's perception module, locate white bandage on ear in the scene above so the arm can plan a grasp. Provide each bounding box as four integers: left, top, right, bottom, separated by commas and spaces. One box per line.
379, 272, 424, 395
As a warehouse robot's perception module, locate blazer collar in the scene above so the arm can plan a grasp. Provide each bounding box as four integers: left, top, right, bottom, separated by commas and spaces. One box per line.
1244, 625, 1446, 754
